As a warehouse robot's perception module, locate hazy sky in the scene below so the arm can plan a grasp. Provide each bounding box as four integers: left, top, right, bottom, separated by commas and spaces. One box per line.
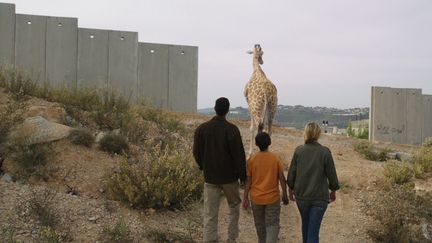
5, 0, 432, 109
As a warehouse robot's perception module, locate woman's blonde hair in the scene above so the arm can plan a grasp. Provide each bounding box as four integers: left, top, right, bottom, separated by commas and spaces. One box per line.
304, 122, 321, 143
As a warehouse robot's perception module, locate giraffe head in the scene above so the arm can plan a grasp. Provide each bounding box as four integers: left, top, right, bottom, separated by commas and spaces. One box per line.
246, 44, 264, 65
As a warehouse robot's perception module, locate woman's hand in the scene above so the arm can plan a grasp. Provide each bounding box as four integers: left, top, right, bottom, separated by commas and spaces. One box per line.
288, 188, 296, 201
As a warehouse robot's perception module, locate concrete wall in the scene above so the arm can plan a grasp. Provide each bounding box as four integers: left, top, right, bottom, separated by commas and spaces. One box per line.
77, 28, 109, 88
0, 2, 198, 113
168, 45, 198, 113
406, 89, 423, 144
138, 43, 169, 109
108, 30, 138, 100
423, 95, 432, 142
0, 3, 15, 66
15, 14, 47, 82
46, 16, 78, 88
370, 86, 431, 145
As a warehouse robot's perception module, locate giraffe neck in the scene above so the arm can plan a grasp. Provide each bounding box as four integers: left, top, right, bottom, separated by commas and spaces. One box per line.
253, 57, 267, 80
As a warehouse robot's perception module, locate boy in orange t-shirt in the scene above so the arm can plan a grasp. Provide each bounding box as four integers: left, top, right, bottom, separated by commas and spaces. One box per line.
243, 132, 289, 243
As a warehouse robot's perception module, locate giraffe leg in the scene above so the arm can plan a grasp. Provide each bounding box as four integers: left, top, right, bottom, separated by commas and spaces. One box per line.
249, 119, 255, 158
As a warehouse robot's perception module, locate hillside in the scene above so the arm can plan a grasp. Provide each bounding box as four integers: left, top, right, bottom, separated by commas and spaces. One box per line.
0, 79, 431, 242
199, 105, 369, 129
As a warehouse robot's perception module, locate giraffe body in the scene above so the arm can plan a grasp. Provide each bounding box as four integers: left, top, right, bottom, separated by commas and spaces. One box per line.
244, 44, 278, 156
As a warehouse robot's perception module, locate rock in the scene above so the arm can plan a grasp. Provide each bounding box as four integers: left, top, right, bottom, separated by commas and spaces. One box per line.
95, 132, 106, 143
422, 223, 431, 240
8, 116, 73, 145
88, 216, 99, 222
2, 173, 13, 183
387, 152, 413, 162
24, 105, 67, 123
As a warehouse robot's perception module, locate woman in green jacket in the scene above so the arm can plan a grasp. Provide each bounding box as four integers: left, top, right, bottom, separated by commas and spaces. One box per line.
287, 122, 340, 243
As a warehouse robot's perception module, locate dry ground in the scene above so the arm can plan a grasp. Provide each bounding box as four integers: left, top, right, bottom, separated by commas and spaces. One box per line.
1, 92, 429, 242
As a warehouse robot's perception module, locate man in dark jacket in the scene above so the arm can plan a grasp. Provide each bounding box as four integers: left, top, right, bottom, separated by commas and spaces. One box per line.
193, 97, 247, 243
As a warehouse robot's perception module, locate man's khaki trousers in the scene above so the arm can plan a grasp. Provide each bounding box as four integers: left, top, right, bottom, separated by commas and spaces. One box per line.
203, 181, 241, 243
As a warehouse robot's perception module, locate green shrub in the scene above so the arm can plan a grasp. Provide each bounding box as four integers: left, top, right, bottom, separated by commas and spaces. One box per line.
364, 184, 432, 243
384, 160, 413, 185
7, 138, 52, 179
354, 141, 389, 161
413, 145, 432, 173
68, 128, 95, 147
106, 145, 203, 209
99, 219, 133, 243
99, 133, 129, 154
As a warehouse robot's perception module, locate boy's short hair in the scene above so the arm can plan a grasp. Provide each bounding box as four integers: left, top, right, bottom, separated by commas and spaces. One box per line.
255, 132, 271, 151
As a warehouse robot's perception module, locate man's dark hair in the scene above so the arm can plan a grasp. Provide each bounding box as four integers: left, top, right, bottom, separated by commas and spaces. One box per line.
214, 97, 230, 116
255, 132, 271, 151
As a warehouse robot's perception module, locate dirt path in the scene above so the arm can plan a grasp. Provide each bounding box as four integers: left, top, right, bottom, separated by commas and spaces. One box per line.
215, 125, 382, 242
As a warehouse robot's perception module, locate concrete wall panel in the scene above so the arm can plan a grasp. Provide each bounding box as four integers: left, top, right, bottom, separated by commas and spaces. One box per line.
168, 45, 198, 112
108, 31, 138, 100
138, 43, 169, 109
77, 28, 109, 88
15, 14, 47, 82
406, 89, 423, 145
0, 3, 15, 66
423, 95, 432, 142
390, 88, 407, 143
46, 16, 78, 88
371, 87, 394, 142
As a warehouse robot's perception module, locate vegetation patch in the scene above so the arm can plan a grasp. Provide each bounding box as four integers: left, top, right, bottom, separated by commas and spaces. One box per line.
106, 145, 203, 209
384, 160, 414, 185
354, 141, 389, 161
99, 133, 129, 154
68, 128, 95, 147
99, 219, 134, 243
364, 183, 432, 243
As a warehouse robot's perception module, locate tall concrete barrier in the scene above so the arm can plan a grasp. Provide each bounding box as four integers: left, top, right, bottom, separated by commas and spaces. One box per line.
371, 87, 395, 142
15, 14, 47, 82
0, 3, 15, 66
46, 16, 78, 88
168, 45, 198, 113
423, 95, 432, 142
138, 43, 169, 109
77, 28, 109, 89
371, 86, 431, 145
406, 89, 423, 144
108, 30, 138, 100
1, 2, 198, 113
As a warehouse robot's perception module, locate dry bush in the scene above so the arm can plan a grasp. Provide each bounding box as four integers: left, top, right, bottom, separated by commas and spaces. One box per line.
99, 219, 134, 243
0, 101, 25, 150
354, 141, 389, 161
68, 128, 95, 147
6, 128, 52, 180
137, 105, 186, 134
99, 133, 129, 154
364, 183, 432, 243
384, 160, 414, 185
37, 226, 73, 243
15, 188, 60, 228
0, 68, 38, 100
106, 144, 203, 209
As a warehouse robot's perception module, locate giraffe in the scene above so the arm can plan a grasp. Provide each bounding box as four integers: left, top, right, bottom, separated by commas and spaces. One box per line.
244, 44, 278, 156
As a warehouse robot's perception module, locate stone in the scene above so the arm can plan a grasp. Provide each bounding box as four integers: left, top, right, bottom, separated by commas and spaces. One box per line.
2, 173, 13, 183
24, 105, 67, 123
8, 116, 73, 145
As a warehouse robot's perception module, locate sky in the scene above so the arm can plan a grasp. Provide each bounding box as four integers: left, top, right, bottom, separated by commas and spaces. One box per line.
4, 0, 432, 109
